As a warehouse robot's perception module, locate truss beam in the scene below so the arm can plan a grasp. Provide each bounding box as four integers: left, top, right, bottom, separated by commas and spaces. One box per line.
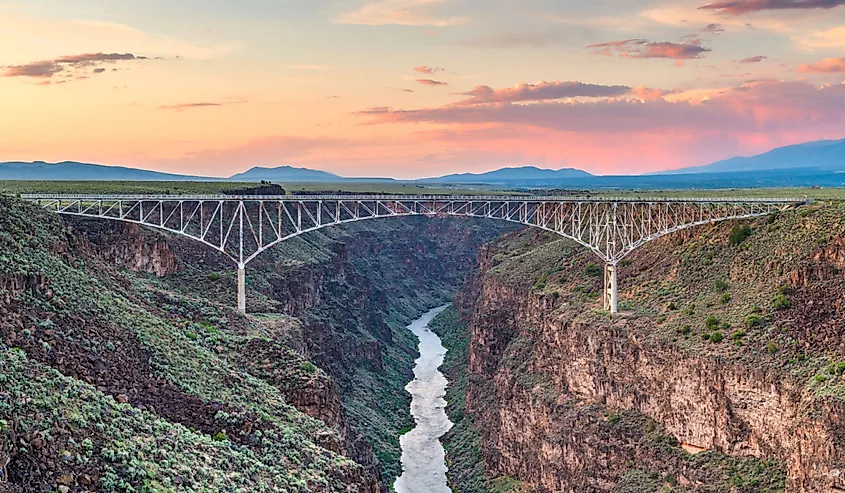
23, 194, 806, 314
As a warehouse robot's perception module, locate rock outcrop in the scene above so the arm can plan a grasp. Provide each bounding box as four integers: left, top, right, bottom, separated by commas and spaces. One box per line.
450, 205, 845, 492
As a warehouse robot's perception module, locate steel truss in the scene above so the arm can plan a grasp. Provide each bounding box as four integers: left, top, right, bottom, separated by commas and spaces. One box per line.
23, 194, 805, 313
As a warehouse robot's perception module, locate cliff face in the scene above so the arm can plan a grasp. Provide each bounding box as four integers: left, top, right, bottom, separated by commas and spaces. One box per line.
1, 197, 382, 493
70, 221, 180, 276
450, 204, 845, 492
59, 210, 513, 490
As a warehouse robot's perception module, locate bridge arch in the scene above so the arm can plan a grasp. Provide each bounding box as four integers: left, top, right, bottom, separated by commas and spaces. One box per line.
23, 194, 804, 314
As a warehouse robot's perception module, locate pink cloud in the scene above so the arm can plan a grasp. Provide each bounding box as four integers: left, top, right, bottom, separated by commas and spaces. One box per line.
798, 58, 845, 73
358, 79, 845, 136
414, 65, 444, 74
588, 38, 710, 63
631, 86, 680, 100
417, 78, 449, 86
455, 81, 630, 105
699, 0, 845, 14
738, 56, 767, 63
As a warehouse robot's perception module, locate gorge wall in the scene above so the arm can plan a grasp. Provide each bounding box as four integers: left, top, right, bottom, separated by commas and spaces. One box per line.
441, 203, 845, 492
0, 196, 512, 492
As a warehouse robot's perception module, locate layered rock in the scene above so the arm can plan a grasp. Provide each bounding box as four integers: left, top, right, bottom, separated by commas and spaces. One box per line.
453, 206, 845, 492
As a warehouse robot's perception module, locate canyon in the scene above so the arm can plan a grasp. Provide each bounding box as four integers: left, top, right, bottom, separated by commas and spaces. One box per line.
3, 193, 845, 492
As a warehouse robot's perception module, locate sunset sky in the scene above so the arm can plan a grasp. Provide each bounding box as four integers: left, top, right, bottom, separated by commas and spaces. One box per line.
1, 0, 844, 178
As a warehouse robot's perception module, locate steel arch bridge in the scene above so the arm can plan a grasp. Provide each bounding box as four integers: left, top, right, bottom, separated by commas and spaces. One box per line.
23, 194, 806, 314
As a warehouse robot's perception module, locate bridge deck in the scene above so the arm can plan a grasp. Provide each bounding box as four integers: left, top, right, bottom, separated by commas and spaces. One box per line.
21, 193, 808, 203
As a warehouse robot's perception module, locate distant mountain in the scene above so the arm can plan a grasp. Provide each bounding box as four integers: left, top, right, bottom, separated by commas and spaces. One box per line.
423, 166, 593, 185
0, 161, 212, 181
228, 165, 344, 182
659, 138, 845, 175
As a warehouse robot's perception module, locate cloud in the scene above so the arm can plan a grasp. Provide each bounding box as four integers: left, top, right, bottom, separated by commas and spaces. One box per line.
631, 86, 681, 100
157, 102, 242, 111
414, 65, 444, 74
417, 78, 449, 86
702, 23, 726, 33
738, 55, 767, 63
0, 13, 242, 61
357, 79, 845, 136
793, 26, 845, 50
332, 0, 469, 27
54, 53, 144, 65
798, 57, 845, 72
455, 81, 631, 105
588, 38, 711, 63
698, 0, 845, 14
3, 60, 65, 78
2, 52, 146, 81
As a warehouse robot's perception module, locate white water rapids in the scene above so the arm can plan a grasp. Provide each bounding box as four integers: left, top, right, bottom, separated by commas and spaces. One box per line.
393, 305, 453, 493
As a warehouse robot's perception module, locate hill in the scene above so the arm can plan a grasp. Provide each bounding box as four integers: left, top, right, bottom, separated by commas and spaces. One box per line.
659, 138, 845, 175
423, 166, 593, 185
228, 165, 345, 182
0, 161, 212, 181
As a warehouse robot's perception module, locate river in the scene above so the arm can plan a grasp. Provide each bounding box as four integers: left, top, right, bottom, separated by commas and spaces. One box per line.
393, 305, 454, 493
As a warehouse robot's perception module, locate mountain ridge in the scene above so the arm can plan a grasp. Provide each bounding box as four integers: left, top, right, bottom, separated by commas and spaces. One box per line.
656, 138, 845, 175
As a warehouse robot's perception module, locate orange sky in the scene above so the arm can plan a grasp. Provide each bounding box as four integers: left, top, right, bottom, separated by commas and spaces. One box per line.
1, 1, 844, 178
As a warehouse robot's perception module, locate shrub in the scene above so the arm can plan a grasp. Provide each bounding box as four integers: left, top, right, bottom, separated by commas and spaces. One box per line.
585, 263, 602, 277
730, 329, 746, 340
749, 304, 762, 314
778, 285, 793, 296
207, 272, 221, 281
766, 342, 777, 354
677, 325, 691, 335
772, 294, 791, 310
746, 314, 763, 329
668, 302, 677, 311
714, 279, 729, 292
299, 361, 317, 373
814, 374, 828, 384
827, 362, 845, 376
212, 431, 228, 442
728, 224, 752, 246
710, 331, 724, 343
720, 293, 731, 304
705, 315, 719, 330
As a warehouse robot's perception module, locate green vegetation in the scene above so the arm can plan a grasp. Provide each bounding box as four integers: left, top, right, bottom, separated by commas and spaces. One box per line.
772, 294, 791, 310
728, 224, 752, 246
0, 195, 512, 490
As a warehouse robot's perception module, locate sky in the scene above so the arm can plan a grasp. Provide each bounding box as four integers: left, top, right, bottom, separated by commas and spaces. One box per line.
0, 0, 844, 179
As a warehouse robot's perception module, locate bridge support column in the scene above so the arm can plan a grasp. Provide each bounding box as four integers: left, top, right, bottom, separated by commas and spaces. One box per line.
604, 263, 618, 314
237, 265, 246, 314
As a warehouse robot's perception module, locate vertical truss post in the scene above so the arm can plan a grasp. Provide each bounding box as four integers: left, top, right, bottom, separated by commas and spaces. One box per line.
237, 265, 246, 314
604, 262, 618, 314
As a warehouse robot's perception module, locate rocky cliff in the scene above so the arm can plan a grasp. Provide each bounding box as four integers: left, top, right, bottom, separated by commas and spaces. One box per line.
442, 203, 845, 492
0, 196, 512, 492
